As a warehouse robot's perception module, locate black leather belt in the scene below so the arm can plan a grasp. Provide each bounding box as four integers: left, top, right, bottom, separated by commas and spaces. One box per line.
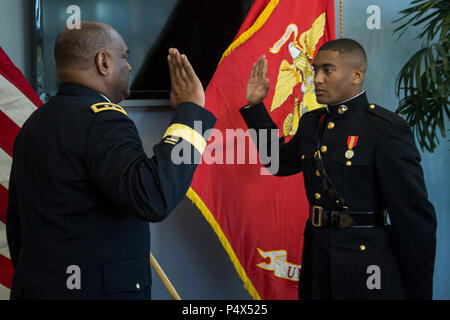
309, 206, 388, 228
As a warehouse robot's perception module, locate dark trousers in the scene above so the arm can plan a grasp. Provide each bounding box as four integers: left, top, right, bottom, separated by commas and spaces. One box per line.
298, 220, 406, 300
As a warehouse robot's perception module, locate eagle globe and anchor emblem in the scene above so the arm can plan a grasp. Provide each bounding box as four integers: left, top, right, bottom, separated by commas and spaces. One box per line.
256, 13, 327, 282
268, 12, 326, 137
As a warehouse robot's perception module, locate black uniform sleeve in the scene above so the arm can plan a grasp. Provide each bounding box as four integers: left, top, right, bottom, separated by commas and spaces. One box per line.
85, 102, 216, 222
6, 161, 20, 268
239, 103, 302, 176
375, 121, 437, 299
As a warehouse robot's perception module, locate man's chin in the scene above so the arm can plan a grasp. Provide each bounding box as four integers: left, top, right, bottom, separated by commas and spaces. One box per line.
117, 89, 131, 103
316, 96, 341, 106
315, 96, 328, 105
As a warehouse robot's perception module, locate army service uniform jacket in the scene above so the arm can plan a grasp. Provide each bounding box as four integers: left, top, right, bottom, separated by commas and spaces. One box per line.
6, 83, 216, 299
240, 92, 436, 300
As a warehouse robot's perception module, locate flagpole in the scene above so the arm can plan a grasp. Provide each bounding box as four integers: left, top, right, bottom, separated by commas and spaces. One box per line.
150, 253, 181, 300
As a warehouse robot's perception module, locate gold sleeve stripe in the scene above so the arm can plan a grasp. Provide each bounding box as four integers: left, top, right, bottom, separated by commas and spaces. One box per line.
90, 102, 128, 116
166, 137, 179, 143
164, 140, 177, 145
219, 0, 279, 64
163, 123, 206, 154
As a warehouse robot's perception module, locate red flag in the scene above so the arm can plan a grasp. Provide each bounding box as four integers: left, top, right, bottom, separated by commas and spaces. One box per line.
187, 0, 335, 299
0, 47, 42, 299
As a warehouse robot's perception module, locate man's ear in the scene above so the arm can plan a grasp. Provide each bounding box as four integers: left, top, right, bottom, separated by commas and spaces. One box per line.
352, 67, 365, 85
95, 51, 110, 76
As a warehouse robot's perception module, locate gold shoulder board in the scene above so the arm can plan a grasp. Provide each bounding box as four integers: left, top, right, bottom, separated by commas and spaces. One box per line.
90, 102, 128, 116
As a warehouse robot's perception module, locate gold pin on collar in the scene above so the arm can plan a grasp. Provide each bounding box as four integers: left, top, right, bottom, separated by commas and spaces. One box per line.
338, 105, 348, 114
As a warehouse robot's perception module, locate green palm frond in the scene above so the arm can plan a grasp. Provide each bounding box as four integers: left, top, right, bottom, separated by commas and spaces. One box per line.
393, 0, 449, 152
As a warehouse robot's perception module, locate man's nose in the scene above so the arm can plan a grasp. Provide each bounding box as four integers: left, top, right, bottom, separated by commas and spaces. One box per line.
314, 71, 323, 86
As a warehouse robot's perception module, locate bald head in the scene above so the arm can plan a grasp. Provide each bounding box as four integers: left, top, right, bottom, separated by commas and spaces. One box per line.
55, 21, 118, 70
54, 21, 132, 103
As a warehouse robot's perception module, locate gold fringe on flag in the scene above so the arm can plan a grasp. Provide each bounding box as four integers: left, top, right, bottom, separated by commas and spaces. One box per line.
219, 0, 280, 64
187, 0, 282, 300
186, 187, 262, 300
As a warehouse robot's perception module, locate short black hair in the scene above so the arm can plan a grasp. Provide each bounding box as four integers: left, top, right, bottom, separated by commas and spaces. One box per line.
54, 22, 116, 70
318, 38, 367, 71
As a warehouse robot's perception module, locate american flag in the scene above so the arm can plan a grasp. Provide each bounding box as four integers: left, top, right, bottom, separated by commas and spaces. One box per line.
0, 47, 42, 299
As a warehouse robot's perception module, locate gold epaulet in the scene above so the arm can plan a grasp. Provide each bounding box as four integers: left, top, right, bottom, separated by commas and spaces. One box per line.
90, 102, 128, 116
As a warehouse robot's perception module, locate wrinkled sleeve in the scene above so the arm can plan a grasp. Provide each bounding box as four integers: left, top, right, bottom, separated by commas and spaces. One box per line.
85, 102, 216, 222
240, 103, 302, 176
375, 121, 437, 299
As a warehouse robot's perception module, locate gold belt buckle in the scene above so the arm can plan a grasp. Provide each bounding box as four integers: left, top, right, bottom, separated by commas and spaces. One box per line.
311, 206, 323, 227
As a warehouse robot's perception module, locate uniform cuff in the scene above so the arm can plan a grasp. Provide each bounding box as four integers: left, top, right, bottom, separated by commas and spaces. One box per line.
163, 102, 216, 154
239, 102, 276, 130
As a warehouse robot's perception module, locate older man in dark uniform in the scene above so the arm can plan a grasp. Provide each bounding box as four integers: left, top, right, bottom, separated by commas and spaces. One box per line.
240, 38, 436, 300
6, 22, 216, 299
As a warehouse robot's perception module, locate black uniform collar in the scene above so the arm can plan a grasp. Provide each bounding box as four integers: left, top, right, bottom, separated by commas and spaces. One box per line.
326, 91, 369, 120
57, 83, 109, 102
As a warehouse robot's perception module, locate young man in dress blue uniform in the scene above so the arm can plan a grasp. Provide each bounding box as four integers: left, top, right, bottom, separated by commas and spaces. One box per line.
240, 38, 436, 300
6, 22, 216, 299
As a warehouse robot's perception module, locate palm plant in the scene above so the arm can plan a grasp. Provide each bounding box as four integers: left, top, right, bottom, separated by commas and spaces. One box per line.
393, 0, 449, 152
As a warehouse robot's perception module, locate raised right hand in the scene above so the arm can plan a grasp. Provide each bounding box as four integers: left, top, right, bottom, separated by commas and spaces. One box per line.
246, 55, 270, 106
167, 48, 205, 108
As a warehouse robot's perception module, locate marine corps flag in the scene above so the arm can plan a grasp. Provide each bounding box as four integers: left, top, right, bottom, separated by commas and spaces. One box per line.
187, 0, 335, 299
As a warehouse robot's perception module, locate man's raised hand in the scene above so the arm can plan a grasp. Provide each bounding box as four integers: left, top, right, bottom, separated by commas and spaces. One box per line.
246, 55, 270, 106
167, 48, 205, 108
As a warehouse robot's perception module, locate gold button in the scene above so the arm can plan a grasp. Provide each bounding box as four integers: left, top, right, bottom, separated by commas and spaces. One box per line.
346, 161, 352, 167
370, 104, 375, 109
360, 245, 366, 251
301, 154, 305, 160
314, 193, 321, 200
327, 122, 335, 129
320, 146, 327, 153
316, 170, 321, 176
